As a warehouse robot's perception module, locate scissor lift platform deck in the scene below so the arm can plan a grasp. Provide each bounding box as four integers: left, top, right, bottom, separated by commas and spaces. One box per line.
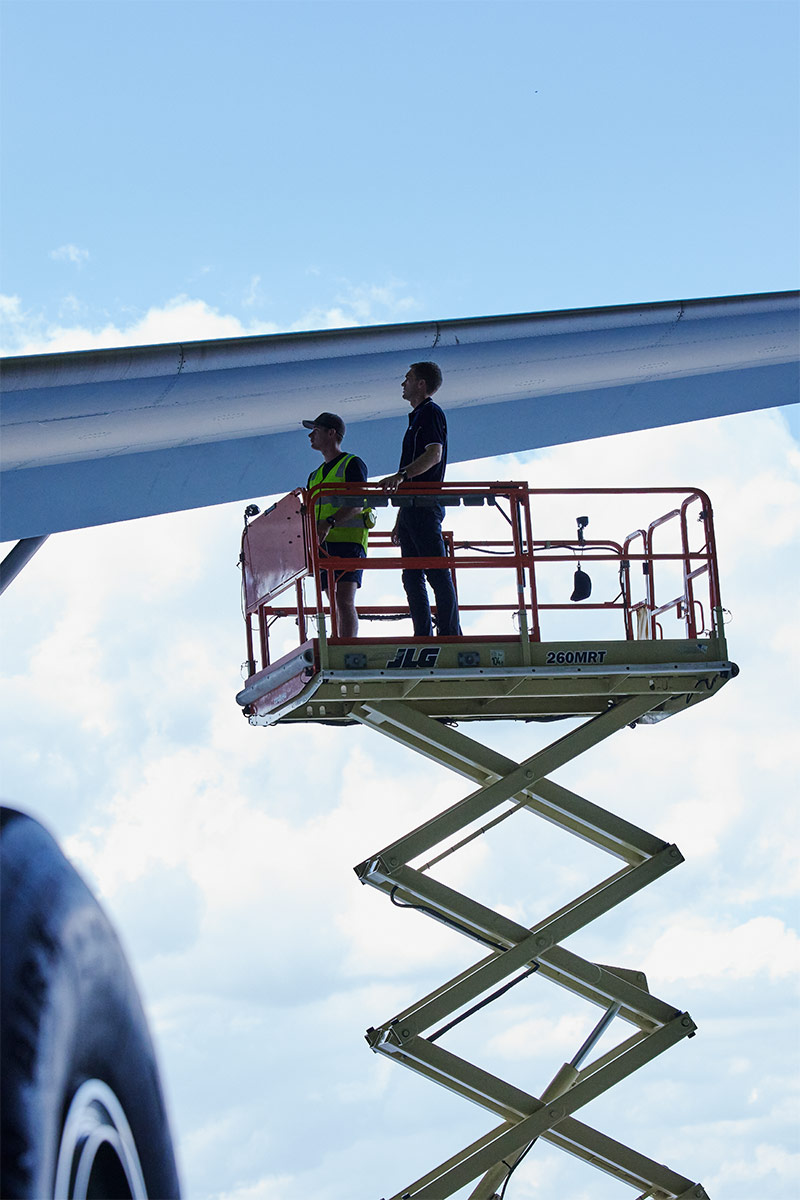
238, 633, 736, 725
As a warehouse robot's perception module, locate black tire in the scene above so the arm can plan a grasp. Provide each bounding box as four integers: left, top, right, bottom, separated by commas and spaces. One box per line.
1, 807, 181, 1199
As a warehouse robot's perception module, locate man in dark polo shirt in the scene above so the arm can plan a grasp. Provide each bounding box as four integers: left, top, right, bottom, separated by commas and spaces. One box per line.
380, 362, 461, 636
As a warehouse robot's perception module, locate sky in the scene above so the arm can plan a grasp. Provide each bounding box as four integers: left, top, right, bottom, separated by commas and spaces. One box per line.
1, 2, 799, 1199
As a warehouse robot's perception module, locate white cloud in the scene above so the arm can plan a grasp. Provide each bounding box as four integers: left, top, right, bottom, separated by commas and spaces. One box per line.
0, 293, 22, 318
0, 293, 279, 355
0, 277, 419, 355
50, 243, 90, 265
294, 278, 418, 331
215, 1177, 295, 1200
58, 293, 85, 317
0, 293, 31, 345
708, 1142, 800, 1187
296, 304, 358, 330
242, 275, 263, 308
642, 915, 800, 985
487, 1011, 593, 1060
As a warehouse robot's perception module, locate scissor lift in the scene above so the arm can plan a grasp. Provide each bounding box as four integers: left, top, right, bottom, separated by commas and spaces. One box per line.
237, 481, 735, 1200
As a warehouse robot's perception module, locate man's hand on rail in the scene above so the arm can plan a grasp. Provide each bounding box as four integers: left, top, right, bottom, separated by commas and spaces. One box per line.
380, 471, 404, 493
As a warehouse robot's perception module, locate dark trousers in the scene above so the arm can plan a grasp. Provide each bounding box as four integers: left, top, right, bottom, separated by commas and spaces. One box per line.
397, 506, 461, 636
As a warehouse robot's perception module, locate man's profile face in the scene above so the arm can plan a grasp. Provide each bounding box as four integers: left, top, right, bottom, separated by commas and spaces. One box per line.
401, 369, 426, 406
308, 424, 336, 453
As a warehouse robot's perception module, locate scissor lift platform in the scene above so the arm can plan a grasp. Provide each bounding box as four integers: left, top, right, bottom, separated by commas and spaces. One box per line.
237, 482, 731, 1200
238, 633, 735, 726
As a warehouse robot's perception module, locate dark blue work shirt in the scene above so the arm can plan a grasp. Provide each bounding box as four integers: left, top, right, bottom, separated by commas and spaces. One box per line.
399, 398, 448, 482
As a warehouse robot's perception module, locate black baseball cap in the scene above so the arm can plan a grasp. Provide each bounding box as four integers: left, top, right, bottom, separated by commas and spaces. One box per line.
570, 565, 592, 602
302, 412, 345, 438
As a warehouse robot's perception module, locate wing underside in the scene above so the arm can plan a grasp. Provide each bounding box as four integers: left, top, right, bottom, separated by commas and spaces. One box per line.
1, 290, 797, 539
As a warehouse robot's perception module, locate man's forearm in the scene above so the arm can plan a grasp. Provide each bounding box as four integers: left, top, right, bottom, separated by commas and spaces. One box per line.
404, 444, 442, 479
380, 443, 442, 492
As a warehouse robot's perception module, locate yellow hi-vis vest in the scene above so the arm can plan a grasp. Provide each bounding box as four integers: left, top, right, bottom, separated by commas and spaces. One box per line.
307, 454, 372, 552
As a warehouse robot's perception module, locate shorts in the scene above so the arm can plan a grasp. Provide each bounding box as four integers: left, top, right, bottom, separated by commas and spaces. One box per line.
319, 541, 366, 589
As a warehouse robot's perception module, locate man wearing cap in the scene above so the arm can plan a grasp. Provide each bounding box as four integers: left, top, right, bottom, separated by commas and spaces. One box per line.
303, 412, 369, 639
380, 362, 461, 637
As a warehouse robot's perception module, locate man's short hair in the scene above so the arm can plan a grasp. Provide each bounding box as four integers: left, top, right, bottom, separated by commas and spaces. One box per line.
410, 361, 443, 396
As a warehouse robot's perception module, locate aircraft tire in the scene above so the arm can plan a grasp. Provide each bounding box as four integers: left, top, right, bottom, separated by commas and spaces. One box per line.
0, 807, 181, 1199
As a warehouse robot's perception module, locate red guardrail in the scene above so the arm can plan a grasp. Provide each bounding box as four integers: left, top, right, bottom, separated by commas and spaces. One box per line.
240, 482, 723, 675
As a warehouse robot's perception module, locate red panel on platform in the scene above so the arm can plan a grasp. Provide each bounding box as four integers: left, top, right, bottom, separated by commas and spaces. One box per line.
243, 491, 308, 611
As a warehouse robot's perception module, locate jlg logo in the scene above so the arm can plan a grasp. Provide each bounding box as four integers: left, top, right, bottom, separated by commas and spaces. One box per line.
386, 647, 441, 669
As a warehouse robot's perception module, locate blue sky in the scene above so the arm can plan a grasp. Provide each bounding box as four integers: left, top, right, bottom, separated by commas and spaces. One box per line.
1, 0, 798, 351
1, 2, 799, 1199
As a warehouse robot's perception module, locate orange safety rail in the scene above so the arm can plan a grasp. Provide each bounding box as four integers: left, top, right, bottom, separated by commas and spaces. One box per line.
621, 491, 721, 640
239, 482, 723, 676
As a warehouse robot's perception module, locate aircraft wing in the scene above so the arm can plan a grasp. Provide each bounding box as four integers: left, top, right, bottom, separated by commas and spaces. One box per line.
1, 290, 797, 540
